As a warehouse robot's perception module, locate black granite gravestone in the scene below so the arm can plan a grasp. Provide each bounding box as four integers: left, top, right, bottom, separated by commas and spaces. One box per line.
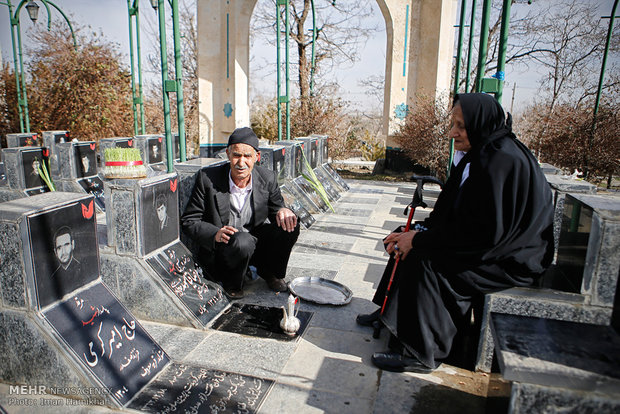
258, 146, 274, 171
312, 166, 341, 202
312, 134, 328, 164
27, 198, 99, 309
1, 147, 51, 197
297, 137, 319, 169
293, 176, 329, 213
322, 163, 350, 191
128, 362, 273, 413
77, 177, 105, 211
43, 282, 170, 406
280, 183, 315, 229
211, 303, 312, 341
140, 177, 180, 256
279, 141, 303, 179
42, 130, 70, 176
133, 135, 167, 174
6, 132, 40, 147
145, 242, 228, 326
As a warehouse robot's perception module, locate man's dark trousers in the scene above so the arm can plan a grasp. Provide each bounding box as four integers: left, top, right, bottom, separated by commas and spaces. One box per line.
212, 221, 300, 291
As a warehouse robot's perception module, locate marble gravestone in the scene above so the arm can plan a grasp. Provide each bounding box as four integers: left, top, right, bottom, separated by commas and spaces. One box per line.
311, 133, 329, 165
279, 140, 304, 179
0, 192, 169, 407
133, 134, 167, 174
0, 147, 51, 202
53, 141, 105, 212
296, 136, 319, 169
101, 172, 229, 329
491, 313, 620, 413
6, 132, 40, 148
42, 130, 70, 177
279, 183, 315, 229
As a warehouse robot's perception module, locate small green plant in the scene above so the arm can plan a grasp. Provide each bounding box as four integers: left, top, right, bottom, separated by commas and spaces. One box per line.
36, 157, 56, 191
103, 148, 147, 178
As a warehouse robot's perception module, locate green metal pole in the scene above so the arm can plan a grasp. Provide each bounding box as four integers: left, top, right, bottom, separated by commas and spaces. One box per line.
172, 0, 186, 162
475, 0, 491, 93
14, 2, 30, 132
495, 0, 512, 103
41, 0, 77, 50
285, 0, 290, 141
465, 0, 476, 92
453, 0, 467, 97
135, 4, 145, 134
157, 0, 174, 173
276, 0, 282, 141
593, 0, 618, 128
3, 0, 25, 132
127, 0, 139, 136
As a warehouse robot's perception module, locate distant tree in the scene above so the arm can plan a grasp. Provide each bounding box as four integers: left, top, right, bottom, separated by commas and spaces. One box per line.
517, 100, 619, 187
0, 64, 20, 140
24, 21, 133, 140
394, 94, 451, 181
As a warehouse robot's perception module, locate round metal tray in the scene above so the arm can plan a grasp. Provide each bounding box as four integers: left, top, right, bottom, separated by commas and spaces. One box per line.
288, 277, 352, 305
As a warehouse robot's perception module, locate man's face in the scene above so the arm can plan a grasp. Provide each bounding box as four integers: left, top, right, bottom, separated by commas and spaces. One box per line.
32, 159, 40, 172
227, 143, 258, 185
55, 233, 74, 265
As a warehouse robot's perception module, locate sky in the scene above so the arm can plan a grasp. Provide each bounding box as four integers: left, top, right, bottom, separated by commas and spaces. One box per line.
0, 0, 616, 117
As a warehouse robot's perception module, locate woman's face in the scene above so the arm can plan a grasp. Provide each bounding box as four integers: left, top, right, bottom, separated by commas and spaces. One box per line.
450, 103, 471, 152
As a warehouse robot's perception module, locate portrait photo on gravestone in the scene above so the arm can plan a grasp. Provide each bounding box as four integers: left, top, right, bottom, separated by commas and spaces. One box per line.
74, 143, 97, 178
141, 178, 179, 256
21, 148, 48, 190
28, 199, 99, 308
147, 137, 163, 164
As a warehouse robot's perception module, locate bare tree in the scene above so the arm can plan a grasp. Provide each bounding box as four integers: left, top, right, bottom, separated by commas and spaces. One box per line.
251, 0, 378, 116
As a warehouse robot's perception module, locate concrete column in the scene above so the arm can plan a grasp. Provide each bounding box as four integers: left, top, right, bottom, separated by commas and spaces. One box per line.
197, 0, 456, 153
197, 0, 256, 155
378, 0, 457, 148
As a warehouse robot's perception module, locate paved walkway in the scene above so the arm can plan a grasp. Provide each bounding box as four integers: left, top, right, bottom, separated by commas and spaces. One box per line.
0, 179, 508, 413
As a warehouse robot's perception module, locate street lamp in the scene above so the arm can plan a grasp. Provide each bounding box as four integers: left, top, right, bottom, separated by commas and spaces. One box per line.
24, 0, 37, 21
1, 0, 77, 132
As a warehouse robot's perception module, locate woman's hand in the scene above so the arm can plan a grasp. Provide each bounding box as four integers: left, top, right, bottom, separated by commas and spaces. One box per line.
384, 231, 417, 259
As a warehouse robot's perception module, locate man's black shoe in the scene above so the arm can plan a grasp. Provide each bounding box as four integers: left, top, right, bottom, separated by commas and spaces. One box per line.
356, 309, 381, 327
371, 351, 434, 373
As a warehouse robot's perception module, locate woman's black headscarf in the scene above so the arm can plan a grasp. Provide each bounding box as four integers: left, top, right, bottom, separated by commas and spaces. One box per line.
412, 93, 554, 281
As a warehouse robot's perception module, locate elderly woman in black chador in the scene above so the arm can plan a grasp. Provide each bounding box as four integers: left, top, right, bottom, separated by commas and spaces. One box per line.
358, 93, 555, 373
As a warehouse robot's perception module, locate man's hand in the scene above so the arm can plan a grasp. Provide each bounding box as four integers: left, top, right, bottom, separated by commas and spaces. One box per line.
384, 230, 417, 259
215, 225, 238, 244
276, 208, 297, 232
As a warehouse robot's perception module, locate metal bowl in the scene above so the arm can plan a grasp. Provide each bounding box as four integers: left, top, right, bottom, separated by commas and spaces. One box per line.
288, 277, 352, 305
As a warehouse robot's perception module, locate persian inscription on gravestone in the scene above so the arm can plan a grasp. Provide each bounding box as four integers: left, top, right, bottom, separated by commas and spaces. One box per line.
146, 242, 228, 326
28, 199, 99, 308
211, 303, 313, 341
141, 178, 180, 256
280, 184, 315, 229
43, 283, 169, 406
77, 176, 106, 211
128, 362, 274, 413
